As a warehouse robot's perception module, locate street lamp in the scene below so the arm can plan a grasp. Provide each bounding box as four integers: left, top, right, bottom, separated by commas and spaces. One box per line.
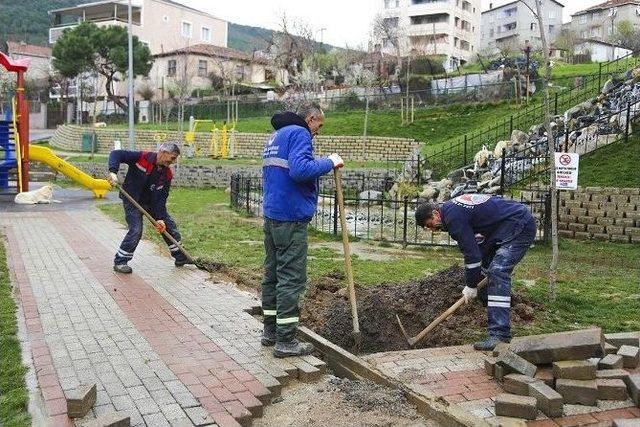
127, 0, 134, 149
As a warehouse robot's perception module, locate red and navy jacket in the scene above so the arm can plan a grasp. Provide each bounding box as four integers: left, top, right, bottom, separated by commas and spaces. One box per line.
441, 194, 534, 288
108, 150, 173, 219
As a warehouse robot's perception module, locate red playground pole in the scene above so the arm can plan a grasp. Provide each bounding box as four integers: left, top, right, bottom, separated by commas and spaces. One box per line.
17, 70, 30, 192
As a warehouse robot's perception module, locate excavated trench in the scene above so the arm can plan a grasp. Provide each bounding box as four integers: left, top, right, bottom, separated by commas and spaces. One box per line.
300, 265, 541, 354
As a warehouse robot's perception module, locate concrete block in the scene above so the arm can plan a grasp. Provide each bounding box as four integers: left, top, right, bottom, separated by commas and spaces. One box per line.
597, 378, 629, 400
291, 360, 322, 382
612, 419, 640, 427
611, 234, 631, 243
66, 383, 97, 418
605, 342, 619, 354
568, 223, 587, 232
534, 367, 555, 387
617, 345, 640, 368
577, 216, 596, 225
605, 332, 640, 348
611, 195, 630, 204
485, 357, 497, 376
607, 225, 626, 235
497, 351, 537, 377
597, 217, 616, 226
587, 224, 606, 234
617, 218, 636, 228
555, 379, 598, 406
552, 360, 597, 380
588, 209, 606, 217
593, 233, 611, 241
626, 226, 640, 236
627, 374, 640, 405
503, 374, 540, 396
528, 381, 563, 418
596, 369, 630, 382
574, 231, 592, 240
599, 354, 624, 370
559, 214, 577, 223
509, 328, 605, 365
559, 230, 575, 238
80, 411, 130, 427
494, 393, 538, 420
495, 364, 506, 381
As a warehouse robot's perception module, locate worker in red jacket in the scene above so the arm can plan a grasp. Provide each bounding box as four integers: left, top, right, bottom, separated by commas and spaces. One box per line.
107, 142, 188, 273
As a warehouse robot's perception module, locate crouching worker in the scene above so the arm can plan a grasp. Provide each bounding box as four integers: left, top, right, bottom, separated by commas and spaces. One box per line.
107, 142, 189, 273
415, 194, 537, 351
261, 102, 344, 358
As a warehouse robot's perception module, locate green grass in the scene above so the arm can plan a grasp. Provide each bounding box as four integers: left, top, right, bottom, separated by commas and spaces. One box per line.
578, 133, 640, 187
0, 240, 31, 427
99, 187, 640, 338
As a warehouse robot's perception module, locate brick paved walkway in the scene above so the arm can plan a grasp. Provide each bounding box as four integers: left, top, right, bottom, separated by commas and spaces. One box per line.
1, 197, 325, 427
364, 344, 640, 426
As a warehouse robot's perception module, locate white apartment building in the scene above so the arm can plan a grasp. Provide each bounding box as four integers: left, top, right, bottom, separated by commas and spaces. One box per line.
570, 0, 640, 42
379, 0, 481, 70
48, 0, 228, 54
480, 0, 564, 54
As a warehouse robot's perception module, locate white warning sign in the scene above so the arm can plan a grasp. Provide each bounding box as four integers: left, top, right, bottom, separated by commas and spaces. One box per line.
554, 152, 579, 190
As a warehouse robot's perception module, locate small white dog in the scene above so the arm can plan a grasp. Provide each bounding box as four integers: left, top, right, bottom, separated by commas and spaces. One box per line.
14, 185, 58, 204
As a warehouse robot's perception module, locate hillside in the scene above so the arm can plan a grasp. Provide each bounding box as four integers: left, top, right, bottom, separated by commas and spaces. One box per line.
0, 1, 334, 54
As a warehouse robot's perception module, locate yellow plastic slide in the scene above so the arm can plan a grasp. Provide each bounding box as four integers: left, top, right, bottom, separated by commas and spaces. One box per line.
29, 145, 111, 198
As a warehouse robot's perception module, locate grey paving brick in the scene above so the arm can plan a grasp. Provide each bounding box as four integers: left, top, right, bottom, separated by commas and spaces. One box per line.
143, 413, 171, 427
134, 398, 160, 415
127, 385, 151, 401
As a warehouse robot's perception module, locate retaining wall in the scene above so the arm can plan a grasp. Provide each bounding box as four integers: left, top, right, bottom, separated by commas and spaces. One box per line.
51, 125, 417, 162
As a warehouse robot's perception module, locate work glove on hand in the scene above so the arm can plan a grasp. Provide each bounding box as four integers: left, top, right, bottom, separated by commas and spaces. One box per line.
155, 220, 167, 234
328, 153, 344, 169
462, 286, 478, 304
108, 172, 119, 185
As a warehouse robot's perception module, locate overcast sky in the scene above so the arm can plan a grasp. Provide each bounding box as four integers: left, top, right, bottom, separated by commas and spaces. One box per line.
176, 0, 607, 48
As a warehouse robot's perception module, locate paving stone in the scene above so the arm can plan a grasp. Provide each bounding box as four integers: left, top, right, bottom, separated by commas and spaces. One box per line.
509, 328, 604, 365
627, 374, 640, 406
600, 354, 625, 370
597, 378, 629, 401
534, 367, 554, 387
290, 360, 322, 382
252, 373, 282, 398
494, 365, 505, 381
484, 357, 497, 376
80, 411, 131, 427
555, 378, 599, 406
552, 360, 597, 380
497, 351, 537, 377
612, 419, 640, 427
528, 380, 563, 418
617, 345, 640, 368
503, 374, 540, 396
494, 393, 538, 420
66, 383, 97, 418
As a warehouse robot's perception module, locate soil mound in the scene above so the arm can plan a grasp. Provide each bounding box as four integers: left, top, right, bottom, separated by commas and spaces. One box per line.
301, 265, 539, 353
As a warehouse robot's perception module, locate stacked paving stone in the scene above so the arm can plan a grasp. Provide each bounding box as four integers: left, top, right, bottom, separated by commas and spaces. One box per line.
484, 328, 640, 422
50, 125, 417, 162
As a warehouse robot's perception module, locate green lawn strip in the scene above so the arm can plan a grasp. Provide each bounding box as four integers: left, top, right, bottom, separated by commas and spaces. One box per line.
98, 187, 640, 339
0, 240, 31, 427
578, 133, 640, 187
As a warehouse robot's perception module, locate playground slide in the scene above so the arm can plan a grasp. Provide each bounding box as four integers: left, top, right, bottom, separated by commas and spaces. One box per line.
29, 145, 111, 198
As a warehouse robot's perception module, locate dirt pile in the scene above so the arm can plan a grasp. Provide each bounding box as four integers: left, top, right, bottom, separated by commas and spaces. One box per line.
301, 265, 540, 353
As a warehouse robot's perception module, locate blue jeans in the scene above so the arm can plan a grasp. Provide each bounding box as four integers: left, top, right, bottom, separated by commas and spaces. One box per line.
485, 218, 537, 341
114, 202, 186, 265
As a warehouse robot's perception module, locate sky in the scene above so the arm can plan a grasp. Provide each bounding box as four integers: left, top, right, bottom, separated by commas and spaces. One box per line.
177, 0, 608, 48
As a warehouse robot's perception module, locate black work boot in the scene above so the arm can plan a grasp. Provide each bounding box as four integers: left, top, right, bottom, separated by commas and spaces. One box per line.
473, 336, 510, 351
175, 259, 188, 267
261, 325, 276, 347
273, 339, 314, 358
113, 264, 132, 274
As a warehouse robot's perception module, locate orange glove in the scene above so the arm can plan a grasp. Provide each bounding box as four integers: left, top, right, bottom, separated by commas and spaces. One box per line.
155, 220, 166, 234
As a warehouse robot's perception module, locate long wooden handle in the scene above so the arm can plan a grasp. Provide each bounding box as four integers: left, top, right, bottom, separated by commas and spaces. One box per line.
112, 181, 195, 263
334, 168, 360, 335
410, 276, 488, 346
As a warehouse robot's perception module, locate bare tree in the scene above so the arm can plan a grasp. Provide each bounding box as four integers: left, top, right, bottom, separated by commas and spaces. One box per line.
371, 13, 405, 73
166, 48, 197, 134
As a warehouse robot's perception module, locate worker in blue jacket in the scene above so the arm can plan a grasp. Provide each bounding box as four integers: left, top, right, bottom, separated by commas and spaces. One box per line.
261, 102, 343, 358
415, 194, 537, 351
107, 142, 188, 274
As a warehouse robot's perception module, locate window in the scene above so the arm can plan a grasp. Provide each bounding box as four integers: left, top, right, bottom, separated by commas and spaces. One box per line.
530, 22, 537, 31
384, 0, 400, 8
490, 28, 494, 37
548, 11, 555, 19
181, 21, 192, 38
235, 64, 245, 80
162, 15, 169, 23
201, 26, 211, 42
549, 24, 555, 33
168, 59, 176, 77
197, 60, 207, 77
580, 15, 587, 24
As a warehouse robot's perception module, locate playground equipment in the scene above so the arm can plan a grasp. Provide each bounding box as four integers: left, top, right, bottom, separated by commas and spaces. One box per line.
0, 51, 110, 198
186, 116, 235, 159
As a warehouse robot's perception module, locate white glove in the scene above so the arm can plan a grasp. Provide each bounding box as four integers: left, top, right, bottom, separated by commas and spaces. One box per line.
108, 172, 119, 185
328, 153, 344, 169
462, 286, 477, 304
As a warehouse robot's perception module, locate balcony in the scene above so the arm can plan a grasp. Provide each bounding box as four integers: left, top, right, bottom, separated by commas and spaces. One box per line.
407, 22, 451, 36
407, 1, 452, 17
49, 0, 141, 44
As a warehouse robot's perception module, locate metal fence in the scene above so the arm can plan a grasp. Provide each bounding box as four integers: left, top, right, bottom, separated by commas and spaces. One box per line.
425, 53, 640, 178
229, 171, 550, 247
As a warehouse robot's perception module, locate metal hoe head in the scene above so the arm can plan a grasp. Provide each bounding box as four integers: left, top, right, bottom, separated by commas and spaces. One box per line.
395, 314, 418, 347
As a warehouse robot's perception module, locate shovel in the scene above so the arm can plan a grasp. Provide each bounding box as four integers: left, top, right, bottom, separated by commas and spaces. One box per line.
111, 181, 224, 272
396, 276, 488, 348
334, 168, 362, 352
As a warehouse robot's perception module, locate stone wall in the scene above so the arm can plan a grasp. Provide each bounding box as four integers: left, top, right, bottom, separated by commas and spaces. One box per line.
558, 187, 640, 243
50, 125, 417, 162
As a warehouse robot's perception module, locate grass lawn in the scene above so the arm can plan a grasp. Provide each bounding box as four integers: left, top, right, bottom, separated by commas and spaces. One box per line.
0, 240, 31, 427
578, 133, 640, 187
99, 187, 640, 337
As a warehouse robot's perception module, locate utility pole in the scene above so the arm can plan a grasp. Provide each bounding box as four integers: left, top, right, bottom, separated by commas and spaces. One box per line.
127, 0, 135, 149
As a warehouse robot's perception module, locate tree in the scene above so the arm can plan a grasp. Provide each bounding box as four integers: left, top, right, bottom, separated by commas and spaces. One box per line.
371, 13, 405, 72
612, 20, 640, 52
554, 29, 578, 61
52, 22, 153, 114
